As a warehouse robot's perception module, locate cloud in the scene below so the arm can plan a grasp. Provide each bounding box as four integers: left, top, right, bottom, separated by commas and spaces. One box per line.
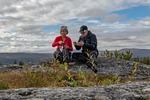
103, 14, 123, 23
0, 0, 150, 52
87, 20, 100, 24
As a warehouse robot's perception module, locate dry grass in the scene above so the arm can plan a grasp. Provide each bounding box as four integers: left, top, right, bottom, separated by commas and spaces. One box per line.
0, 63, 131, 90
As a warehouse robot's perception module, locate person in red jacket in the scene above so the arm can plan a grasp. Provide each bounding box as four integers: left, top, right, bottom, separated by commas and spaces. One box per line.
52, 26, 73, 63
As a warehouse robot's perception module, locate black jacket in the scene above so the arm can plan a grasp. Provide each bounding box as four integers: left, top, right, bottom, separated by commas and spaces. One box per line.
75, 31, 98, 53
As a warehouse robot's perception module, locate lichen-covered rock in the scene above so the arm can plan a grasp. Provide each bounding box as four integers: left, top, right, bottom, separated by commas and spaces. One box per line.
0, 57, 150, 99
1, 57, 150, 80
70, 57, 150, 79
0, 82, 149, 100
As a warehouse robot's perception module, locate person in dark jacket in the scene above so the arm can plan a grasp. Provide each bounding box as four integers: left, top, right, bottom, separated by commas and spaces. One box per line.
72, 25, 98, 73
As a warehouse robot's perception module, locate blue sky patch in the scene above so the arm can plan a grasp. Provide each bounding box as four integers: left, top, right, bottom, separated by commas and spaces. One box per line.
114, 5, 150, 21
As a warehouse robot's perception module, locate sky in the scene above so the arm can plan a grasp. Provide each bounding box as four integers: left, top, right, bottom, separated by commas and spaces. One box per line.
0, 0, 150, 53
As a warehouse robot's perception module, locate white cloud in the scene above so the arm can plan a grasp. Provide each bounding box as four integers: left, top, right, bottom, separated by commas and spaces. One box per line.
0, 0, 150, 52
87, 20, 100, 24
128, 36, 137, 40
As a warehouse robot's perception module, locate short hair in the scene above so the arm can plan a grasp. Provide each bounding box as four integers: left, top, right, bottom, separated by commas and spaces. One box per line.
60, 26, 68, 34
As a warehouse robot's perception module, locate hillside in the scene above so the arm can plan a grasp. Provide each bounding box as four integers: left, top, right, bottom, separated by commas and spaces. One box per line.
0, 53, 52, 64
119, 48, 150, 57
0, 48, 150, 64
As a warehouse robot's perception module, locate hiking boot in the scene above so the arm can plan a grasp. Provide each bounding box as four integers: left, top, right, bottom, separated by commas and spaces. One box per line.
64, 59, 75, 65
94, 68, 98, 73
86, 61, 98, 73
68, 61, 75, 66
56, 56, 63, 64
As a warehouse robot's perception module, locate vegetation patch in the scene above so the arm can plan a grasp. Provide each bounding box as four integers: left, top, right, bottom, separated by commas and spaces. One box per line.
101, 49, 150, 65
0, 61, 133, 90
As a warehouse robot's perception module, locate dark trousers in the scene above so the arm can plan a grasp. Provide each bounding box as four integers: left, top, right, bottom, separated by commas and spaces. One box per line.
53, 48, 71, 63
72, 50, 98, 64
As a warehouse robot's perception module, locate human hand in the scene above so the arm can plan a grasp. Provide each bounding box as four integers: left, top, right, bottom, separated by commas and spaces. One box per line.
73, 41, 76, 45
64, 45, 69, 49
59, 41, 64, 45
76, 41, 84, 46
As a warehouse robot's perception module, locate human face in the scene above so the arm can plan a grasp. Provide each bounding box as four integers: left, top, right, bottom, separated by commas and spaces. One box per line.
60, 26, 68, 37
60, 29, 67, 37
81, 30, 88, 37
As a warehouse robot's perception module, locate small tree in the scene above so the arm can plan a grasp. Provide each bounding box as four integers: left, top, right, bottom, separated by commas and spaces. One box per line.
114, 50, 121, 58
19, 61, 24, 66
122, 50, 133, 60
14, 60, 17, 64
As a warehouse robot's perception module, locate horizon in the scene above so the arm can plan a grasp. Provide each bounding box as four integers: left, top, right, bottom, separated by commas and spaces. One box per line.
0, 48, 150, 54
0, 0, 150, 53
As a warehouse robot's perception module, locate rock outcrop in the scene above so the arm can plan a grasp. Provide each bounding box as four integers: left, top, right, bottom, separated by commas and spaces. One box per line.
1, 57, 150, 79
0, 57, 150, 99
0, 82, 150, 100
70, 57, 150, 79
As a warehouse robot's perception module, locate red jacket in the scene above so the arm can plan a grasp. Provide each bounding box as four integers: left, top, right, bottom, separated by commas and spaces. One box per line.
52, 36, 73, 51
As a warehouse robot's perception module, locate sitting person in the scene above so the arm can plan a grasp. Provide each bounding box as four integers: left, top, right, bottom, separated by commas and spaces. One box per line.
52, 26, 73, 63
72, 25, 99, 73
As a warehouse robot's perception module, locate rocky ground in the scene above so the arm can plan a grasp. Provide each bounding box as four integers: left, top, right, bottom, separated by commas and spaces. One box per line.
71, 57, 150, 79
0, 57, 150, 99
0, 82, 150, 100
